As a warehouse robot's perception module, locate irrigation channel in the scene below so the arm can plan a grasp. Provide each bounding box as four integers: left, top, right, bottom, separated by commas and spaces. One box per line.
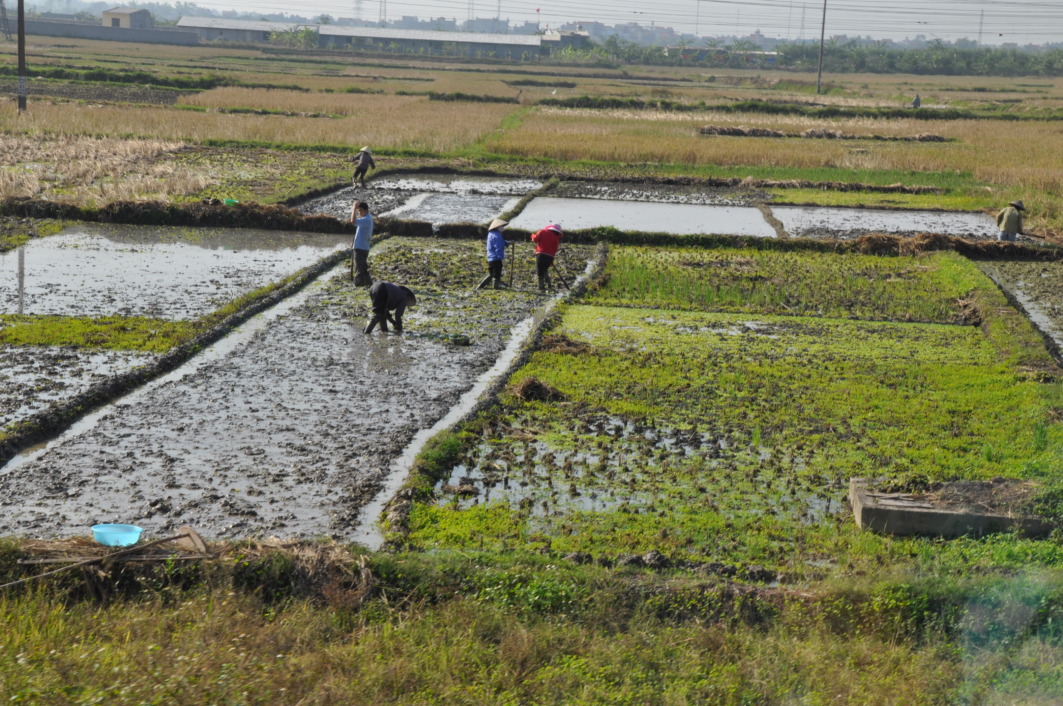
0, 175, 1012, 545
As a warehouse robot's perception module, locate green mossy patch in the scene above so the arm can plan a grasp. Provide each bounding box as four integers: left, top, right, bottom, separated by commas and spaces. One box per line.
0, 315, 196, 353
408, 300, 1063, 574
589, 247, 985, 323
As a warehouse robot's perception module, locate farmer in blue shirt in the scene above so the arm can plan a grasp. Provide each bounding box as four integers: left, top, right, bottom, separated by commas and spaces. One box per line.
477, 218, 511, 290
350, 200, 374, 286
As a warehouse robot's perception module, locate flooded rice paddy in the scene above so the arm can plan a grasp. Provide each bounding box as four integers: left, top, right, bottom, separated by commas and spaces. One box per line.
772, 206, 998, 239
0, 224, 349, 320
297, 173, 998, 240
297, 175, 541, 224
0, 237, 594, 541
0, 346, 155, 428
509, 197, 779, 237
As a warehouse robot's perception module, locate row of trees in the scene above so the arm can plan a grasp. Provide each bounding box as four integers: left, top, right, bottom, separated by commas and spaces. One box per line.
584, 36, 1063, 76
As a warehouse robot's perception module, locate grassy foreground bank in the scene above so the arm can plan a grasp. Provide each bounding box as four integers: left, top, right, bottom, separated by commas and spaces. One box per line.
1, 544, 1062, 704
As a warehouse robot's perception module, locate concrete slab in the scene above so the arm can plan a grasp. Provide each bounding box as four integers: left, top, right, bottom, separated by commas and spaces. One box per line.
849, 478, 1052, 538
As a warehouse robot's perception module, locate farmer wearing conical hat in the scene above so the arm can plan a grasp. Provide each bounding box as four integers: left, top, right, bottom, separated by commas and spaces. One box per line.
477, 218, 511, 290
996, 200, 1025, 242
352, 146, 376, 188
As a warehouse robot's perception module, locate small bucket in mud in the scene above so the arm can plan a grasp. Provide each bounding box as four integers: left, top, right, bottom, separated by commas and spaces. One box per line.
223, 199, 239, 206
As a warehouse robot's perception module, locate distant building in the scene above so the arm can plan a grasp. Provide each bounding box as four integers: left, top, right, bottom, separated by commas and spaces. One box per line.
176, 17, 588, 58
102, 7, 152, 29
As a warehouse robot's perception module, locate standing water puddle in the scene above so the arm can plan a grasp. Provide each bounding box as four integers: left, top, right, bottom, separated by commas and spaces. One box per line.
771, 206, 997, 239
507, 197, 777, 237
0, 224, 349, 320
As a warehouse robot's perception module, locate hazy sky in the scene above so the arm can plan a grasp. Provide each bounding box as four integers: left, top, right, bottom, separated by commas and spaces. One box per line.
193, 0, 1063, 45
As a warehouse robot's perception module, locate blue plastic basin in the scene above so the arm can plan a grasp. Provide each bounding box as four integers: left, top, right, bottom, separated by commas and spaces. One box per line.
91, 524, 143, 547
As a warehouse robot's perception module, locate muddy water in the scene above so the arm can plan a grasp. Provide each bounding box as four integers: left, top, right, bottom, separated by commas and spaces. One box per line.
771, 206, 997, 239
0, 224, 349, 320
0, 238, 570, 540
296, 176, 541, 224
550, 181, 763, 206
379, 193, 521, 224
508, 197, 777, 237
0, 346, 156, 428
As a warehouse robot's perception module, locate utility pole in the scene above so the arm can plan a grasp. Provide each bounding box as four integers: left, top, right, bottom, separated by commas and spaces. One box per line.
17, 0, 25, 112
378, 0, 386, 26
815, 0, 826, 94
977, 9, 984, 45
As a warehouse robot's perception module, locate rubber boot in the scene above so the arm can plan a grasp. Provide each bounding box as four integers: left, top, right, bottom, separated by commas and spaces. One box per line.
477, 274, 493, 290
543, 272, 552, 290
363, 317, 378, 334
537, 275, 545, 292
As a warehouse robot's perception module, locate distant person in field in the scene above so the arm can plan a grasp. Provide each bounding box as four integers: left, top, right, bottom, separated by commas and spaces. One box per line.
996, 200, 1025, 242
530, 223, 563, 292
911, 94, 921, 109
352, 146, 376, 187
363, 282, 416, 334
478, 218, 511, 290
350, 201, 374, 286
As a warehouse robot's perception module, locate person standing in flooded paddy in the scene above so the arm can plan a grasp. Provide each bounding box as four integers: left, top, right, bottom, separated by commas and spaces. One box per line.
477, 218, 510, 290
530, 223, 563, 292
996, 200, 1025, 242
363, 281, 416, 334
352, 146, 375, 187
350, 200, 374, 286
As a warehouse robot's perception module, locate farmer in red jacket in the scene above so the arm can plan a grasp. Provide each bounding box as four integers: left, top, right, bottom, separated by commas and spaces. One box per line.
530, 223, 563, 292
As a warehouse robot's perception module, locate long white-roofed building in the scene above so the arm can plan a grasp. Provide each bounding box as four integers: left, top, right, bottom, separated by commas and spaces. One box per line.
175, 17, 588, 59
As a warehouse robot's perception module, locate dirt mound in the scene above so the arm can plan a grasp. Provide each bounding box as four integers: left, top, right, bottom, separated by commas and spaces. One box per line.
540, 334, 594, 355
510, 377, 566, 402
701, 125, 946, 142
699, 125, 785, 138
851, 232, 1061, 259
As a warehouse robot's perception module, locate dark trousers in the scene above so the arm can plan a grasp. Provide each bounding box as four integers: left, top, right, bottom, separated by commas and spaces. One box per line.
353, 248, 371, 286
365, 282, 394, 332
489, 259, 503, 282
536, 253, 554, 289
353, 166, 369, 184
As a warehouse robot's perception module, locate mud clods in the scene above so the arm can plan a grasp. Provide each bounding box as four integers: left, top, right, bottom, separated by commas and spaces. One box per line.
510, 377, 566, 402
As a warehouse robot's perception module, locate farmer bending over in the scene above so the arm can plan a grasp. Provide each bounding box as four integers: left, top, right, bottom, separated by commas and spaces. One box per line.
478, 218, 511, 290
350, 201, 374, 286
996, 200, 1025, 242
364, 281, 416, 334
352, 146, 376, 188
530, 223, 563, 292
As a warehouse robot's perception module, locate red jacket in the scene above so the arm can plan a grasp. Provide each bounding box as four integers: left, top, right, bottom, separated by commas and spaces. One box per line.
531, 225, 562, 256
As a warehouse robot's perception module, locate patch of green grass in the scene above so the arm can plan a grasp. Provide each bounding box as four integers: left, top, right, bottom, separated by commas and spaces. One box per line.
0, 315, 196, 352
768, 187, 991, 211
588, 247, 983, 323
408, 301, 1063, 573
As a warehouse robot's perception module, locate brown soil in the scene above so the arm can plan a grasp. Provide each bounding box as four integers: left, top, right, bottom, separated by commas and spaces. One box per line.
510, 377, 566, 402
877, 478, 1039, 516
700, 125, 947, 142
539, 334, 595, 356
0, 79, 185, 105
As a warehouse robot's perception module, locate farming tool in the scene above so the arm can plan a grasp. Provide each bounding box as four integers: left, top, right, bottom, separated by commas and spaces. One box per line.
508, 239, 515, 289
551, 253, 572, 289
0, 526, 211, 592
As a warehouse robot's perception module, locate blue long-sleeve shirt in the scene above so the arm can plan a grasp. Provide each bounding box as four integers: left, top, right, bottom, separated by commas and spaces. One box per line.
486, 228, 508, 262
353, 214, 374, 250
